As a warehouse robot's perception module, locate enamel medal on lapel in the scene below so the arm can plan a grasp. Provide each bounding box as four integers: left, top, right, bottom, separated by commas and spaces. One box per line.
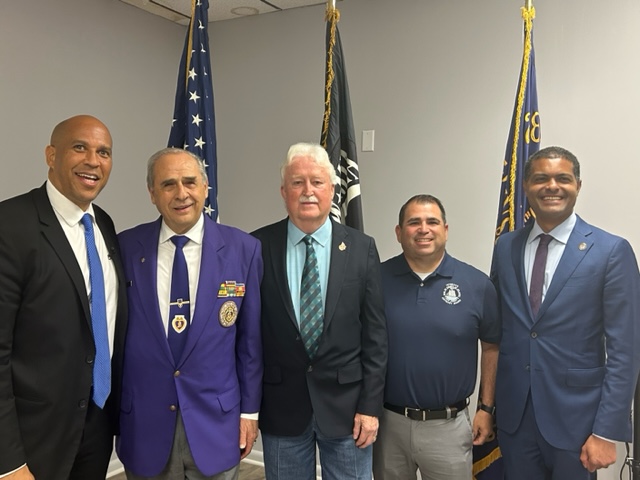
172, 315, 188, 333
219, 300, 238, 327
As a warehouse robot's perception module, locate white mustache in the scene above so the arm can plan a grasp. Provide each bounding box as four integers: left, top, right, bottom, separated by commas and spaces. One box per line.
300, 195, 319, 203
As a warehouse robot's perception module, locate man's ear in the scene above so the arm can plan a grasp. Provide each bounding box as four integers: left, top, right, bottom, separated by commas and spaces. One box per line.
45, 145, 56, 168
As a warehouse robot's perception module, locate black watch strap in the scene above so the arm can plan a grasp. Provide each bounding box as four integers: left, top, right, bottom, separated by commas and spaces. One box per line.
477, 403, 496, 415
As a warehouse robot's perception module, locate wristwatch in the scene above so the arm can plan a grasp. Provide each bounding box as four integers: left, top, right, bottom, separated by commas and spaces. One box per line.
477, 402, 496, 415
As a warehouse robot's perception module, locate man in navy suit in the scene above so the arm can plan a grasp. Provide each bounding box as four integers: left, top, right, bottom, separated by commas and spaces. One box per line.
252, 143, 387, 480
116, 148, 263, 479
491, 146, 640, 479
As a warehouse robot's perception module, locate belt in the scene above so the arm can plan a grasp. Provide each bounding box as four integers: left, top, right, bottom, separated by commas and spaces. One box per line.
384, 399, 468, 421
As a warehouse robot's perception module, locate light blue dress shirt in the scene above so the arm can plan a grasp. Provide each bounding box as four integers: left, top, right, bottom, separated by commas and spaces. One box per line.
524, 213, 577, 302
286, 217, 332, 326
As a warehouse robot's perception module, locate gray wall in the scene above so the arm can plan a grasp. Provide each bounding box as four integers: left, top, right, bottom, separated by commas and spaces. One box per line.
2, 0, 638, 478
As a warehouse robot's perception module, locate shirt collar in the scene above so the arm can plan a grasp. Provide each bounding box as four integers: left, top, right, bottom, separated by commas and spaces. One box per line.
528, 213, 576, 246
395, 251, 453, 279
287, 216, 332, 247
159, 213, 205, 245
46, 180, 96, 226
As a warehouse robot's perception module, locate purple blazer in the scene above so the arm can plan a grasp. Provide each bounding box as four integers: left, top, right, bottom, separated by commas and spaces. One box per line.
116, 216, 263, 476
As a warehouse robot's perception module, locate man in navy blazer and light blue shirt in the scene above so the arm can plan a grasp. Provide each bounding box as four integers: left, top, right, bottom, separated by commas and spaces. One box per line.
252, 143, 387, 480
116, 148, 263, 479
491, 146, 640, 479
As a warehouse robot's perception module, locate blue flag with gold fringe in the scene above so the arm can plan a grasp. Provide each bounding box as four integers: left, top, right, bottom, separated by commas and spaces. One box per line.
168, 0, 218, 221
494, 6, 540, 241
476, 6, 540, 480
320, 5, 364, 231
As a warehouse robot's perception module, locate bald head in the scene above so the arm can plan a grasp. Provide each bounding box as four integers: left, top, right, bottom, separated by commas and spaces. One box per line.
45, 115, 113, 210
50, 115, 112, 146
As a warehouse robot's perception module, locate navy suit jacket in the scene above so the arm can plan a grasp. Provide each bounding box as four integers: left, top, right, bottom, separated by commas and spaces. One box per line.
116, 216, 263, 477
0, 184, 127, 479
252, 218, 387, 438
492, 215, 640, 450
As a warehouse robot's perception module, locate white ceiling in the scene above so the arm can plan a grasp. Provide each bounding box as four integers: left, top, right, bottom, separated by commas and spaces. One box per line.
119, 0, 339, 25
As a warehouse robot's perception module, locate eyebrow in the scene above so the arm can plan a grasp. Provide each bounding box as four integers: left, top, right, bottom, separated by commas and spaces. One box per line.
407, 216, 440, 223
159, 175, 198, 186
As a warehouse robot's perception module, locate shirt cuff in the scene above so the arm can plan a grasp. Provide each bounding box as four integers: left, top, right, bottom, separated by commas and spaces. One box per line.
0, 464, 27, 478
241, 412, 259, 420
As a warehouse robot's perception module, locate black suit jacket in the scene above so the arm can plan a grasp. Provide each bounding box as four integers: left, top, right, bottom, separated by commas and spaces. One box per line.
252, 219, 387, 437
0, 184, 127, 479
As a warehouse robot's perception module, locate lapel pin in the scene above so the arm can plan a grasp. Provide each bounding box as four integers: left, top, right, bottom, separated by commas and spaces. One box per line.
578, 242, 587, 251
140, 257, 146, 263
339, 242, 346, 251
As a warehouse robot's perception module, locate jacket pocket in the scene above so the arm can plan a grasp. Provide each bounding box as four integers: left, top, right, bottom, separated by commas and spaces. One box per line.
217, 387, 241, 413
337, 363, 362, 384
566, 367, 605, 387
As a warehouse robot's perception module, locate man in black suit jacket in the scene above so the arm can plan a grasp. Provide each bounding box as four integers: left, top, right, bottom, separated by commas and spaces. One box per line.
0, 115, 127, 480
252, 142, 387, 480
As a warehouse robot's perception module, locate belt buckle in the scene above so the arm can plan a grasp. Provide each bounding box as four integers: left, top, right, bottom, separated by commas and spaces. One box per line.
404, 407, 425, 421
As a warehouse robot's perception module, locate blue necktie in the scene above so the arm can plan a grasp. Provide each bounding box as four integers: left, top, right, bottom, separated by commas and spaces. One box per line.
168, 236, 190, 363
300, 235, 323, 358
80, 213, 111, 408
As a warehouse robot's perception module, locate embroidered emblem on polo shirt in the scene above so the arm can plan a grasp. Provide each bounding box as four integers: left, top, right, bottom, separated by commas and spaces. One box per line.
442, 283, 461, 305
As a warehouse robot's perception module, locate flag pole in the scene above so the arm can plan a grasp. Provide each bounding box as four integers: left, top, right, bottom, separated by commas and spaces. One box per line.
525, 0, 532, 8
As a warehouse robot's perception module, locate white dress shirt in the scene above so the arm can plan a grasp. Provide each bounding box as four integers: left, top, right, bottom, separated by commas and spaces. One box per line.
46, 181, 117, 358
156, 216, 204, 335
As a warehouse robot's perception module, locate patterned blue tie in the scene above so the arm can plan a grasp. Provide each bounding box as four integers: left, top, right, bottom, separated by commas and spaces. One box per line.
300, 235, 323, 358
168, 236, 190, 363
80, 214, 110, 408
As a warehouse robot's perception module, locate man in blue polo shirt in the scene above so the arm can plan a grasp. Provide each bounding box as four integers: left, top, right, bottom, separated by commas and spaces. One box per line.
372, 194, 500, 480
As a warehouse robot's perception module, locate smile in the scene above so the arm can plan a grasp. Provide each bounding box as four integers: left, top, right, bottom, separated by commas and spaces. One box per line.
76, 173, 99, 181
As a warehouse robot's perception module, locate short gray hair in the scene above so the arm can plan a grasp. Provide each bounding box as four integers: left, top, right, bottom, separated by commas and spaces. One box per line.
146, 147, 208, 189
280, 143, 338, 185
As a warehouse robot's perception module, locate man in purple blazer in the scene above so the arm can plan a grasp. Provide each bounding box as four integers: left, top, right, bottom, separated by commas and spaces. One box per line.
116, 148, 263, 479
492, 146, 640, 479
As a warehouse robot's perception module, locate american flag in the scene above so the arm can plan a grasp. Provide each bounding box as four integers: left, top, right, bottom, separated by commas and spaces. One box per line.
168, 0, 218, 220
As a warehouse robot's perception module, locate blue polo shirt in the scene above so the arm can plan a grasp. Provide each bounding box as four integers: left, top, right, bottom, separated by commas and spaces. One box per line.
381, 252, 500, 409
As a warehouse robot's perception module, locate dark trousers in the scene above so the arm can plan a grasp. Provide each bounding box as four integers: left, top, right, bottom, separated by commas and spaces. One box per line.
499, 395, 595, 480
68, 401, 114, 480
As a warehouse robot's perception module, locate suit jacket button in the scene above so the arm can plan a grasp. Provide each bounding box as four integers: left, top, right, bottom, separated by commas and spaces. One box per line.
169, 405, 177, 411
307, 365, 313, 373
174, 370, 181, 377
86, 355, 94, 364
531, 332, 538, 339
525, 365, 530, 371
78, 399, 87, 409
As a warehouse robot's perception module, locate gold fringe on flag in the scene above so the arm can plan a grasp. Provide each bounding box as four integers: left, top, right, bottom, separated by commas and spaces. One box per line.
506, 6, 535, 231
472, 445, 504, 479
321, 5, 340, 148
